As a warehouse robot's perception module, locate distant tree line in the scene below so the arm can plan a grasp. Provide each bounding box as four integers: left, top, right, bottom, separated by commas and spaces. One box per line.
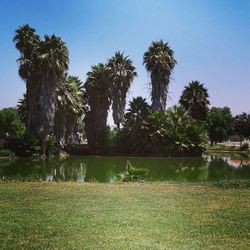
0, 24, 249, 157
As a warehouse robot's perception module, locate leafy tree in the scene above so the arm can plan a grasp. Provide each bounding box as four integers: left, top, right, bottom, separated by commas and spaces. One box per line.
84, 63, 111, 150
108, 51, 137, 128
0, 108, 25, 140
233, 113, 250, 143
143, 40, 177, 111
179, 81, 210, 121
208, 107, 233, 145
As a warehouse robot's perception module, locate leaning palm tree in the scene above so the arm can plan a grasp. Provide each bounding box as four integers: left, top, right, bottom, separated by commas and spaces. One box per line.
143, 40, 177, 110
107, 51, 137, 128
179, 81, 210, 121
84, 63, 111, 150
13, 24, 40, 132
55, 76, 85, 149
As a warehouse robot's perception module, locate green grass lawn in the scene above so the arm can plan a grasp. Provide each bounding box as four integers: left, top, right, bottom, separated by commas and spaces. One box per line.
0, 182, 249, 249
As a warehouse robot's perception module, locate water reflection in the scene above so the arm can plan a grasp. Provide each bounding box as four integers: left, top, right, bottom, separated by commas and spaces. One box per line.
0, 155, 249, 183
205, 155, 250, 182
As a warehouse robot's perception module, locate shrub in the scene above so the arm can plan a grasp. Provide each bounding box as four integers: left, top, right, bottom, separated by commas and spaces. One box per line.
116, 101, 208, 156
240, 143, 249, 151
0, 148, 15, 157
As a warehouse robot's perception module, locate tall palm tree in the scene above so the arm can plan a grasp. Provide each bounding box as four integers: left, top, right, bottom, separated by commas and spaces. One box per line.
107, 51, 137, 128
13, 24, 40, 132
179, 81, 210, 121
84, 63, 111, 150
36, 34, 69, 154
37, 35, 69, 128
143, 40, 177, 111
14, 26, 69, 154
55, 76, 85, 149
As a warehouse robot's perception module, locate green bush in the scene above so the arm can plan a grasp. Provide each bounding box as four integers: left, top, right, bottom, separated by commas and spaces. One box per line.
0, 148, 15, 157
0, 107, 25, 140
115, 99, 208, 156
211, 179, 250, 188
240, 143, 249, 151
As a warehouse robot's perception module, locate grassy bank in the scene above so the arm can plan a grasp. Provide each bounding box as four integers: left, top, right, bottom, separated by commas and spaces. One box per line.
206, 144, 250, 156
0, 182, 249, 249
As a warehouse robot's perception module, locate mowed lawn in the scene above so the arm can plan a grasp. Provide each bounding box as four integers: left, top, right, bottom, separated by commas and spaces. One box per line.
0, 182, 249, 249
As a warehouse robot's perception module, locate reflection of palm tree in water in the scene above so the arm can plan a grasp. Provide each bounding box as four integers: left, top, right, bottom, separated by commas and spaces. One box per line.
76, 162, 87, 183
43, 159, 88, 182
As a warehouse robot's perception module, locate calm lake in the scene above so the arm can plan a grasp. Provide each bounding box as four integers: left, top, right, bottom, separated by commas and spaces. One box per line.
0, 154, 249, 183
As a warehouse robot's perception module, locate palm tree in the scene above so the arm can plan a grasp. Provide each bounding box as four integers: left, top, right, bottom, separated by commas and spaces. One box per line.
14, 26, 69, 154
124, 97, 151, 125
143, 40, 177, 111
13, 24, 40, 132
118, 97, 151, 154
55, 76, 85, 149
107, 51, 137, 128
34, 34, 69, 154
17, 94, 27, 123
165, 106, 207, 155
179, 81, 210, 121
84, 63, 111, 150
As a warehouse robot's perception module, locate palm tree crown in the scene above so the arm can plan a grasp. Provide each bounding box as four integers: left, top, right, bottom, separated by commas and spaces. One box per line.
13, 24, 40, 81
179, 81, 210, 121
38, 34, 69, 78
85, 63, 111, 106
143, 40, 177, 110
108, 51, 137, 128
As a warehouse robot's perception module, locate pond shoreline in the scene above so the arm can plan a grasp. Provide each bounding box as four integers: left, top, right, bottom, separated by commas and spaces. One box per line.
1, 179, 249, 188
1, 153, 249, 185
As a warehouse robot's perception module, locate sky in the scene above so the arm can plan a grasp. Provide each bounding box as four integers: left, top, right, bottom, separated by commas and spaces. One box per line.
0, 0, 249, 124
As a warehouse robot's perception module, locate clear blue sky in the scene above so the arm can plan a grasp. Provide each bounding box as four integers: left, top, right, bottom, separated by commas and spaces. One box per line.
1, 0, 249, 123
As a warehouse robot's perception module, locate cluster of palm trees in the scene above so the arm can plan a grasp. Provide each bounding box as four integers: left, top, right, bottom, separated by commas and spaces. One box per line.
84, 41, 178, 150
84, 52, 137, 149
116, 97, 208, 156
14, 24, 211, 156
14, 25, 83, 154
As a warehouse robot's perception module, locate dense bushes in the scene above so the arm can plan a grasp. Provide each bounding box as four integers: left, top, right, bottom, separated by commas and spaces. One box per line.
0, 108, 25, 140
208, 107, 233, 145
114, 98, 207, 156
240, 143, 249, 151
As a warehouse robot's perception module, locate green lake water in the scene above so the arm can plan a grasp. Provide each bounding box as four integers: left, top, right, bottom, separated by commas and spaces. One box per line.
0, 154, 249, 183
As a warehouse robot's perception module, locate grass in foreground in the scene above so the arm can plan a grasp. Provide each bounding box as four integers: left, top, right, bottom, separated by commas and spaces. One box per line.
0, 182, 249, 249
